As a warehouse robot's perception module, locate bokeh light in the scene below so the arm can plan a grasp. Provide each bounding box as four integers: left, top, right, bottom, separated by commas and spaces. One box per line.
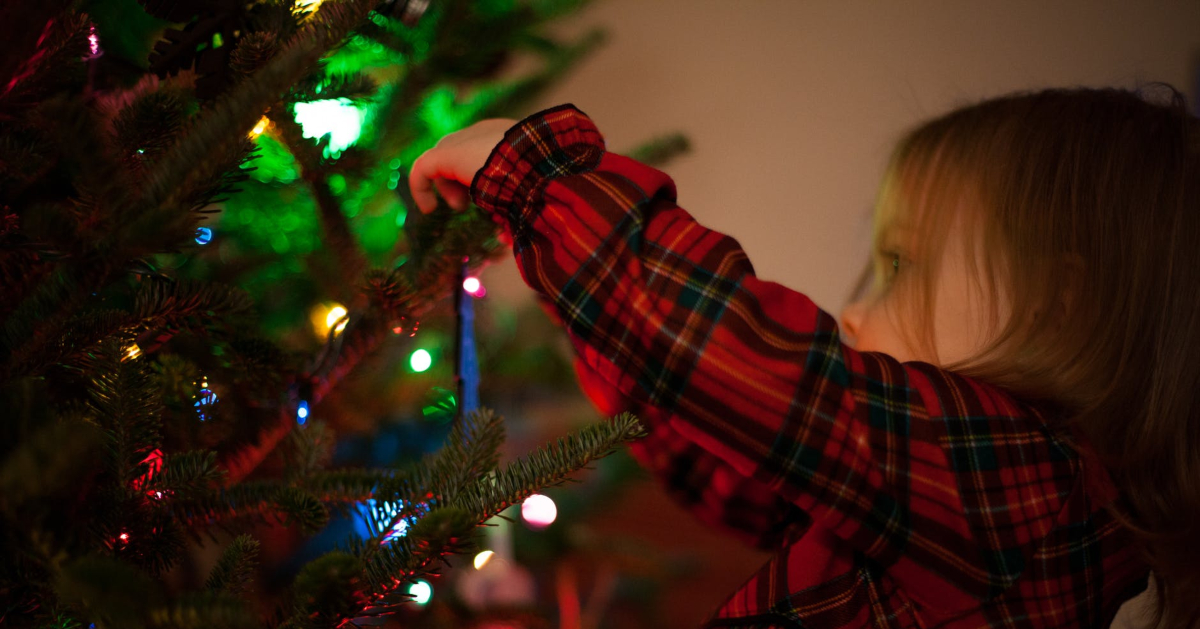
521, 494, 557, 528
473, 550, 494, 570
311, 303, 348, 337
408, 580, 432, 605
325, 305, 348, 334
409, 349, 432, 372
462, 276, 486, 298
194, 226, 213, 245
249, 116, 269, 137
293, 98, 365, 156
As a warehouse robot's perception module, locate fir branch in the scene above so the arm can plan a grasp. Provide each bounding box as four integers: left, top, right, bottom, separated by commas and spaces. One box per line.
53, 554, 167, 628
304, 468, 394, 507
288, 71, 377, 105
134, 277, 255, 327
0, 10, 89, 113
137, 0, 383, 216
36, 97, 140, 254
346, 413, 645, 622
356, 505, 477, 599
151, 450, 226, 498
110, 89, 191, 168
118, 508, 188, 577
0, 130, 55, 204
283, 420, 335, 482
175, 482, 329, 534
453, 413, 645, 522
429, 408, 506, 502
265, 111, 366, 297
204, 534, 260, 596
228, 31, 282, 77
85, 340, 164, 490
0, 268, 86, 379
11, 306, 135, 378
224, 211, 503, 485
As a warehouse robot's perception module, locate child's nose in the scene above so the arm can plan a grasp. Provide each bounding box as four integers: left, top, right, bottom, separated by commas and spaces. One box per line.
838, 301, 865, 348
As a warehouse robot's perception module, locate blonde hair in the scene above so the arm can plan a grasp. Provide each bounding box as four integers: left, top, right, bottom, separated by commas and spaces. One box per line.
851, 85, 1200, 628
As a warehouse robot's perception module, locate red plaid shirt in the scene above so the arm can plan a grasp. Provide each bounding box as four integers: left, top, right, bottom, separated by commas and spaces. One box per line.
469, 104, 1149, 628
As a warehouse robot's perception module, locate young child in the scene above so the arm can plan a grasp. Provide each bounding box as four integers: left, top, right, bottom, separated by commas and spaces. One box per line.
409, 86, 1198, 628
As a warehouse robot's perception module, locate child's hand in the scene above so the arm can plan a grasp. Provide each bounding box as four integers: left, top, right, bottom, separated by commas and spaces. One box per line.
409, 118, 518, 214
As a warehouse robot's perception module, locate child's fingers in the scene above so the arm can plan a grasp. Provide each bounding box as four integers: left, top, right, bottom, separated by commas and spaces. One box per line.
408, 151, 441, 214
435, 177, 469, 212
409, 119, 517, 214
410, 149, 466, 214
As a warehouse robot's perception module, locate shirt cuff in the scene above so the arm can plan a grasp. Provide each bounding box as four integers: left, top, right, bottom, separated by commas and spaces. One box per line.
469, 104, 607, 240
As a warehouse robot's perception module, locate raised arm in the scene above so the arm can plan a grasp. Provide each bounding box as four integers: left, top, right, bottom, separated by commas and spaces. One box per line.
413, 104, 1088, 612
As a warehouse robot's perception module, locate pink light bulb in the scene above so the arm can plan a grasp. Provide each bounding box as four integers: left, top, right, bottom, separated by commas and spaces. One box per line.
462, 276, 485, 298
521, 494, 557, 528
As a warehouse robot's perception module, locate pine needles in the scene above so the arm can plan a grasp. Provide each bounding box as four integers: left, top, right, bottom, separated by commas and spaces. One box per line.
0, 0, 656, 625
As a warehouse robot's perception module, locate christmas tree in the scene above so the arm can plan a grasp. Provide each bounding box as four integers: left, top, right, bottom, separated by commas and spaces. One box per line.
0, 0, 690, 625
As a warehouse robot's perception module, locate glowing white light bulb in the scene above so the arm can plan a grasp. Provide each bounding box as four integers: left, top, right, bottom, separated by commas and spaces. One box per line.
521, 494, 557, 528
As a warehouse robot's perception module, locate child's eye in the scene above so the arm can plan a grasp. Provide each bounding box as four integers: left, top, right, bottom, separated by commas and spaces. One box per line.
881, 250, 902, 279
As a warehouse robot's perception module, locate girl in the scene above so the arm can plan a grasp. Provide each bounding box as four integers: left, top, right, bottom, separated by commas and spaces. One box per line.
409, 86, 1198, 628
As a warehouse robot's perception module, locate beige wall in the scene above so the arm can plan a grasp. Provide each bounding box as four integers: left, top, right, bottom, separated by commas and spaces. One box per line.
483, 0, 1200, 318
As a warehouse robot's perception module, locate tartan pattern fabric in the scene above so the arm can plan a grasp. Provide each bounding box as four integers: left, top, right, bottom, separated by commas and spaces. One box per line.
470, 104, 1149, 628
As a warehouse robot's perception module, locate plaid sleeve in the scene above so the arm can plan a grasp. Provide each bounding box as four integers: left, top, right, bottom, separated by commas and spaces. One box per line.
573, 355, 805, 551
470, 104, 1085, 611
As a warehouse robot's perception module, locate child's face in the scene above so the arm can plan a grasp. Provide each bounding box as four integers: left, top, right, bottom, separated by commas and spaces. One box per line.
838, 208, 1008, 367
